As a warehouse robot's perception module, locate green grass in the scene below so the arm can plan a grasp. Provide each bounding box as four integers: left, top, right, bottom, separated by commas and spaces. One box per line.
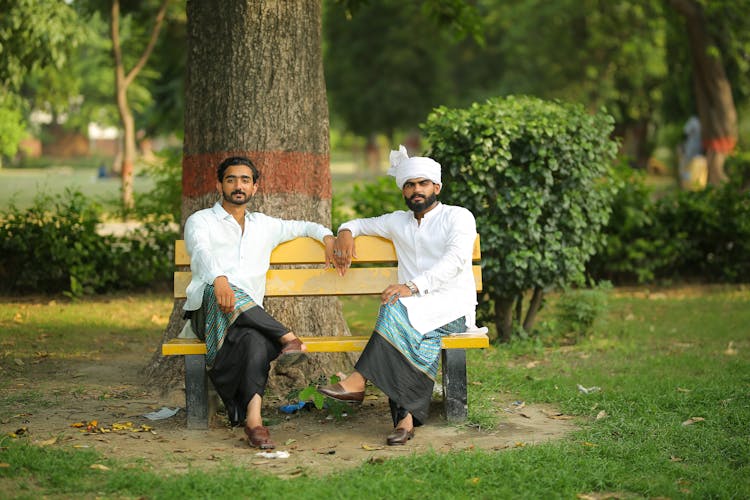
1, 287, 749, 498
0, 163, 155, 211
0, 293, 171, 360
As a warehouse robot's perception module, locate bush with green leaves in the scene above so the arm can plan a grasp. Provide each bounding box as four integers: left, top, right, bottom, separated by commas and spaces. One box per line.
0, 190, 176, 296
350, 176, 404, 219
554, 282, 611, 341
133, 147, 182, 221
422, 95, 619, 342
588, 169, 750, 284
586, 165, 683, 283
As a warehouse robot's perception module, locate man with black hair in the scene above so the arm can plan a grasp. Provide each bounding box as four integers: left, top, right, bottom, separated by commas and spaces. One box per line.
183, 156, 334, 449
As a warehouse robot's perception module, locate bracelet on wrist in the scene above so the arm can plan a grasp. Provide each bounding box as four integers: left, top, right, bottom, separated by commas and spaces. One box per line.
405, 281, 418, 295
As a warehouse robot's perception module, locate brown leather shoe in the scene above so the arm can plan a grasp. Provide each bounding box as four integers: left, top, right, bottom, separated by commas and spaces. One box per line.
386, 427, 415, 446
277, 338, 307, 367
245, 425, 275, 449
317, 382, 365, 402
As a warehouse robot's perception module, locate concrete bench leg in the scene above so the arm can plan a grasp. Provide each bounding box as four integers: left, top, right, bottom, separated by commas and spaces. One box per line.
441, 349, 468, 421
184, 354, 208, 429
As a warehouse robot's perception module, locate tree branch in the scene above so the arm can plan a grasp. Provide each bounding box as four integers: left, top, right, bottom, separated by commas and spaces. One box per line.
124, 0, 170, 88
668, 0, 700, 20
111, 0, 125, 86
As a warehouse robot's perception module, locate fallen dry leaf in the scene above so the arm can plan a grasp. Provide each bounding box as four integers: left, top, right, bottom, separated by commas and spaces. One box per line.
596, 410, 608, 420
0, 463, 10, 468
724, 341, 737, 356
35, 437, 57, 447
577, 492, 629, 500
89, 464, 110, 471
676, 387, 691, 393
361, 443, 384, 451
670, 456, 683, 462
682, 416, 705, 426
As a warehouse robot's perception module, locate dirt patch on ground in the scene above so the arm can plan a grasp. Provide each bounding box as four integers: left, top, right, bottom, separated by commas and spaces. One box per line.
2, 353, 577, 476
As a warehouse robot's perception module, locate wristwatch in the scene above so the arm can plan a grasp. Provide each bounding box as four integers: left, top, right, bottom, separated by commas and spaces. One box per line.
405, 281, 419, 295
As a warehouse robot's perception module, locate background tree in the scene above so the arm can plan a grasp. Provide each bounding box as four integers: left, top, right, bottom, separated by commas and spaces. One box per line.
0, 0, 83, 166
146, 0, 353, 390
424, 96, 619, 342
324, 0, 452, 165
109, 0, 170, 211
446, 0, 669, 169
667, 0, 749, 184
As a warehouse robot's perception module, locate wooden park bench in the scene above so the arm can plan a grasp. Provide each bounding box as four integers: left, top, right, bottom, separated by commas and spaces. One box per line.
162, 236, 488, 429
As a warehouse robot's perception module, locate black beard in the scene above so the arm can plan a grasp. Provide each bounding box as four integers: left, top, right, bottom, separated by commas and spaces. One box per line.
405, 192, 437, 213
223, 190, 249, 205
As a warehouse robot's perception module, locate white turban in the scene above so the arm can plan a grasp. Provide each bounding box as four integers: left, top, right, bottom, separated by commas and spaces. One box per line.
386, 145, 441, 189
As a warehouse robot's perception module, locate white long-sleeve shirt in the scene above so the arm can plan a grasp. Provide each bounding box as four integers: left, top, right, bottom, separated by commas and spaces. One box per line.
183, 202, 333, 311
339, 202, 479, 334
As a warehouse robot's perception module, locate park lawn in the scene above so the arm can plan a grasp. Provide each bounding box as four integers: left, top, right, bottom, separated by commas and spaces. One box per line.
1, 286, 749, 498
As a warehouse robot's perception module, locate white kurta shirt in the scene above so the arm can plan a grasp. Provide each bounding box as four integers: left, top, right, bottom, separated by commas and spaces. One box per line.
339, 202, 479, 334
183, 202, 332, 311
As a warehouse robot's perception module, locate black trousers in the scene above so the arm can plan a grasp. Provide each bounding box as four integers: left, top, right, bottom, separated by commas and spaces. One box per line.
206, 306, 289, 427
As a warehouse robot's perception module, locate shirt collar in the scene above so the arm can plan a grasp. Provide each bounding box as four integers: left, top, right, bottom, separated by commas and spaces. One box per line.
419, 201, 443, 221
212, 201, 250, 221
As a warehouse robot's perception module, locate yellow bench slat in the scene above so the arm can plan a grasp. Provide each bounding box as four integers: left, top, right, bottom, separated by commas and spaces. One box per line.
162, 333, 489, 356
175, 235, 481, 266
173, 266, 482, 298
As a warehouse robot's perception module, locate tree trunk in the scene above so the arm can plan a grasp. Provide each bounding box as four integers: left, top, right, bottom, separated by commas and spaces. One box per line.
115, 85, 136, 211
494, 295, 515, 343
522, 286, 544, 332
670, 0, 737, 185
146, 1, 354, 394
111, 0, 169, 211
514, 293, 523, 325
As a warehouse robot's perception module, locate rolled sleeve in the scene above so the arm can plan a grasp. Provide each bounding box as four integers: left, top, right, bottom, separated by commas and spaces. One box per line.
184, 214, 225, 284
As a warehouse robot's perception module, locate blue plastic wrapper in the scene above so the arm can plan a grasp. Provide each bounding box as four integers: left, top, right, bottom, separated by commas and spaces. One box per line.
279, 401, 308, 414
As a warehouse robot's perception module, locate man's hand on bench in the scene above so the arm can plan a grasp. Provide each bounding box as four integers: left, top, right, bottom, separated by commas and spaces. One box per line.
332, 229, 357, 276
323, 235, 336, 270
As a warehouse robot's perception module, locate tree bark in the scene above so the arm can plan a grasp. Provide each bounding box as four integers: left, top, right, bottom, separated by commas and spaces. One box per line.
669, 0, 737, 185
494, 295, 515, 343
522, 286, 544, 332
111, 0, 169, 211
146, 1, 354, 394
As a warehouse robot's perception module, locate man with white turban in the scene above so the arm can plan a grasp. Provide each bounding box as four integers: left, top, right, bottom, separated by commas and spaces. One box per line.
318, 145, 480, 445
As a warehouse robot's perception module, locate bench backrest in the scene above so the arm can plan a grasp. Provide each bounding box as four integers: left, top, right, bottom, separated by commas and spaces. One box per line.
174, 236, 481, 298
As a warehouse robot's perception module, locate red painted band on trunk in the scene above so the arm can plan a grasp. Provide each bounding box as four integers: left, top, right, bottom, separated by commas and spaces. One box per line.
183, 151, 331, 199
703, 136, 736, 154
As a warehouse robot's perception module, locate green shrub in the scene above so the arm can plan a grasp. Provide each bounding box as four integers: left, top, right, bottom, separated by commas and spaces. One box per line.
554, 283, 611, 341
422, 95, 619, 341
588, 173, 750, 284
586, 165, 683, 283
133, 147, 182, 221
0, 190, 176, 295
349, 176, 404, 219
